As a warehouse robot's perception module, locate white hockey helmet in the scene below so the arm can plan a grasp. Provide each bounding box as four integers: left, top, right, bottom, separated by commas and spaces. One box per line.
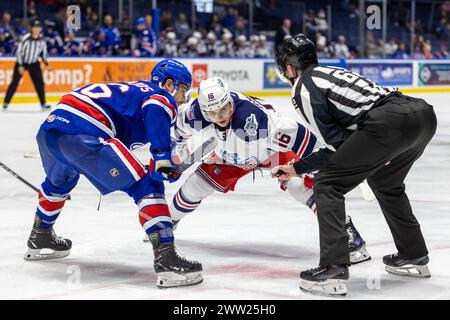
198, 77, 232, 112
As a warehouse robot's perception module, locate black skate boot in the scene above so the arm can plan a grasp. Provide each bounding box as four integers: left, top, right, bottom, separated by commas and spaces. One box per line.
299, 264, 349, 297
41, 103, 51, 111
24, 214, 72, 261
148, 231, 203, 288
346, 215, 371, 264
383, 253, 431, 278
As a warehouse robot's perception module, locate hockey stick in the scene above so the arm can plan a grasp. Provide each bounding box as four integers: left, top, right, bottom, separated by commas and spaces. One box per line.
0, 161, 40, 193
145, 137, 218, 176
0, 161, 71, 200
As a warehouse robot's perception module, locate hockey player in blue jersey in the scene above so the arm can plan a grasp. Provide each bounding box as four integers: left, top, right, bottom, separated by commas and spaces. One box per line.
24, 59, 203, 288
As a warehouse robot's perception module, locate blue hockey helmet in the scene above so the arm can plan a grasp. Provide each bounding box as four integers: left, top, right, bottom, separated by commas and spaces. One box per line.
135, 17, 145, 26
150, 59, 192, 90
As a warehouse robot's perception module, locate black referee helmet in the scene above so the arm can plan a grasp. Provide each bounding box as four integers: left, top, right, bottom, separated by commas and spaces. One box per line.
275, 33, 318, 83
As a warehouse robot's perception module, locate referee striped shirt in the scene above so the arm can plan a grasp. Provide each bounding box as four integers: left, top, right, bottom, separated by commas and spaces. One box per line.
15, 33, 48, 66
291, 64, 398, 174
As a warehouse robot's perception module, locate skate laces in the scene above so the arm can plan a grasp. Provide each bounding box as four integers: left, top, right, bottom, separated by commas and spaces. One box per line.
50, 230, 68, 246
174, 247, 199, 265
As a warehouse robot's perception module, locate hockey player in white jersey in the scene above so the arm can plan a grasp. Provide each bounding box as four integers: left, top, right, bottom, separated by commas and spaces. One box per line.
169, 77, 371, 264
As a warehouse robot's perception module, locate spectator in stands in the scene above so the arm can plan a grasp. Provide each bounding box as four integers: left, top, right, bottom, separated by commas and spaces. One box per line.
233, 17, 248, 39
274, 18, 291, 49
413, 34, 425, 56
119, 15, 132, 56
365, 32, 377, 58
255, 34, 272, 58
92, 31, 111, 56
82, 32, 95, 55
340, 0, 357, 17
44, 20, 64, 55
308, 9, 328, 34
27, 1, 39, 21
1, 12, 16, 40
175, 13, 191, 42
133, 17, 157, 57
235, 35, 254, 58
392, 42, 409, 59
222, 7, 238, 29
0, 27, 15, 55
435, 18, 449, 42
162, 31, 178, 57
203, 31, 218, 57
192, 31, 207, 56
63, 31, 81, 56
423, 40, 434, 59
160, 11, 174, 32
442, 1, 450, 20
315, 31, 330, 58
179, 36, 199, 57
84, 6, 99, 31
216, 31, 235, 57
209, 13, 223, 38
384, 37, 399, 57
333, 35, 350, 58
101, 15, 122, 55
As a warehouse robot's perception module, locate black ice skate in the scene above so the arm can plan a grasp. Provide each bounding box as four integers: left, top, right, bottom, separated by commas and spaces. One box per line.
148, 231, 203, 288
383, 253, 431, 278
41, 104, 52, 111
299, 264, 349, 297
24, 214, 72, 261
346, 215, 371, 264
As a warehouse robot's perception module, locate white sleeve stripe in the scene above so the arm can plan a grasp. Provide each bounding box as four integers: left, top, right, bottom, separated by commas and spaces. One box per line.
328, 97, 374, 116
142, 99, 176, 122
69, 92, 117, 135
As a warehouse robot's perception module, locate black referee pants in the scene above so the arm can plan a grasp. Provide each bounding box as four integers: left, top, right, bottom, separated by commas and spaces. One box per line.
314, 93, 437, 266
4, 62, 46, 106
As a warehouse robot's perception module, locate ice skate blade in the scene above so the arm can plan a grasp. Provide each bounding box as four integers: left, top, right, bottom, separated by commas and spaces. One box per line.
385, 264, 431, 278
299, 279, 347, 297
157, 271, 203, 289
24, 248, 70, 261
350, 244, 372, 265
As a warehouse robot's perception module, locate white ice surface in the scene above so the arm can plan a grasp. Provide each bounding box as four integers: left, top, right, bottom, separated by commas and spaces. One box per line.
0, 94, 449, 300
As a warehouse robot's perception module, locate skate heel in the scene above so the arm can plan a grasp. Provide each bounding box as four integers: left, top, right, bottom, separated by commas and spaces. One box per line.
350, 244, 372, 264
385, 264, 431, 278
299, 279, 347, 297
24, 248, 70, 261
157, 271, 203, 289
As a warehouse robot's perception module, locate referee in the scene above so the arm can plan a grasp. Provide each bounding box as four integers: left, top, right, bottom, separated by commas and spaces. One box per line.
273, 34, 437, 296
3, 20, 51, 110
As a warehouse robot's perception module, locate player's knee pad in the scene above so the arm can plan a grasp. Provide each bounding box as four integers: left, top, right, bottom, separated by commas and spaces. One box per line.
170, 173, 215, 221
286, 178, 316, 214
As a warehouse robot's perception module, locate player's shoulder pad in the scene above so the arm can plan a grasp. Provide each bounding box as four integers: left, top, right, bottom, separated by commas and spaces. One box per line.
231, 92, 269, 142
183, 99, 212, 130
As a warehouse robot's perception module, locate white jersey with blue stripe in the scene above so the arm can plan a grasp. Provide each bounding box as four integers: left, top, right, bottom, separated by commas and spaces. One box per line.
175, 92, 320, 169
41, 80, 178, 153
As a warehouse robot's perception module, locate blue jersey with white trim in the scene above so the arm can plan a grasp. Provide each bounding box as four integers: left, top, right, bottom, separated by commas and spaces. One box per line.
176, 92, 319, 168
41, 80, 177, 153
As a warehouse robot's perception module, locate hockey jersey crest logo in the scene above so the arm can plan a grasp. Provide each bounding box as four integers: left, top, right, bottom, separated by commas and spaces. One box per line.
244, 113, 258, 136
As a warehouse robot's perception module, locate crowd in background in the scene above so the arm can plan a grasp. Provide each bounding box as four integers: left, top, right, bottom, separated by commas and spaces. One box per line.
0, 0, 449, 59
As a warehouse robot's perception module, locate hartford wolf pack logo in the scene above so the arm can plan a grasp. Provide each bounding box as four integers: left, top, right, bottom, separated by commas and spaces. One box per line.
244, 113, 258, 136
221, 150, 258, 170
